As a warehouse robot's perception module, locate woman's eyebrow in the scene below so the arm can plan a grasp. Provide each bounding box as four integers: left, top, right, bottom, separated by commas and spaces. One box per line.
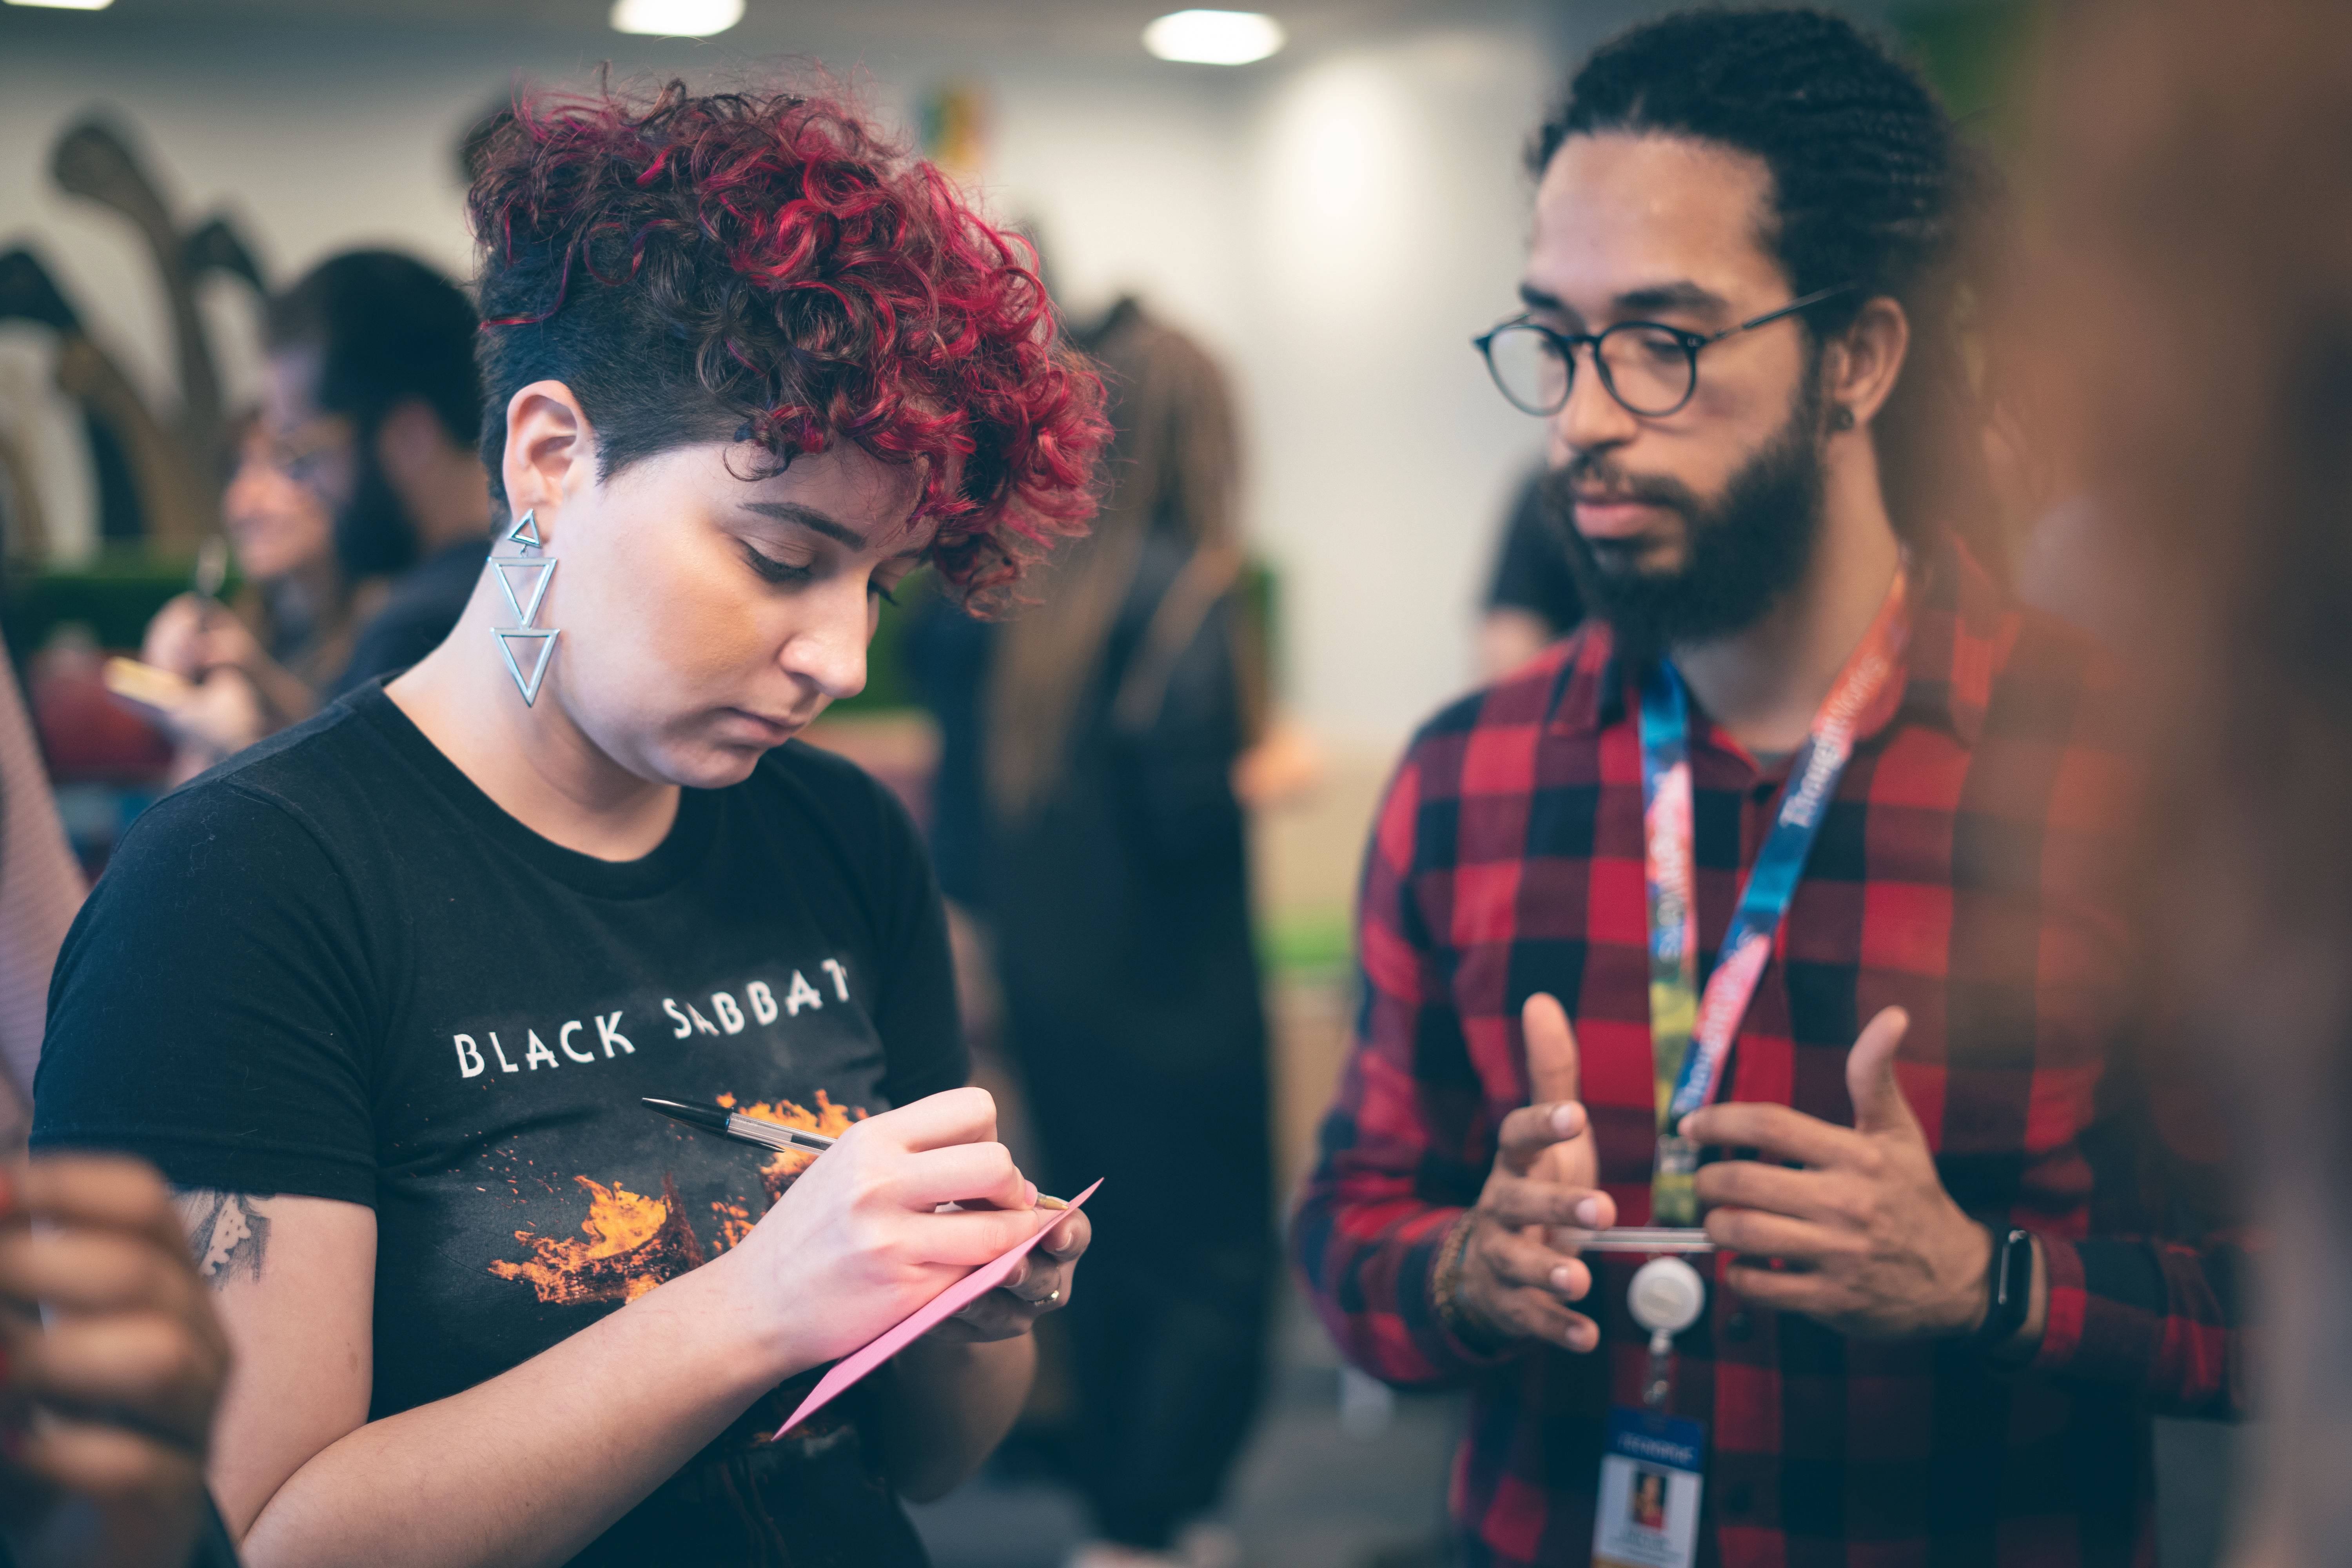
739, 500, 864, 547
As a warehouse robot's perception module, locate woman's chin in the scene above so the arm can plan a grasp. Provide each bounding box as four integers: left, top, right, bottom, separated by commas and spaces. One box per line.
650, 737, 774, 791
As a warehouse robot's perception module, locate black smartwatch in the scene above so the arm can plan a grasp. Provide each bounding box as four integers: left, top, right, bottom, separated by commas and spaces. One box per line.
1966, 1225, 2034, 1351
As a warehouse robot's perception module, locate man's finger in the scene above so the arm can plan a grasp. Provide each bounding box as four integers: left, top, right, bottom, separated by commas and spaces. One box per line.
1495, 1101, 1588, 1172
1484, 1288, 1602, 1354
1719, 1258, 1835, 1314
0, 1230, 191, 1319
1474, 1225, 1594, 1301
1844, 1006, 1920, 1138
1691, 1160, 1856, 1227
8, 1160, 185, 1262
5, 1419, 205, 1503
7, 1315, 221, 1443
1523, 993, 1581, 1105
1702, 1206, 1858, 1266
1482, 1172, 1611, 1232
1679, 1100, 1861, 1168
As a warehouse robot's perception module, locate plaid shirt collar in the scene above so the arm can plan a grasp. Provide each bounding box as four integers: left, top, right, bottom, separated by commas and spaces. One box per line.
1544, 541, 2005, 752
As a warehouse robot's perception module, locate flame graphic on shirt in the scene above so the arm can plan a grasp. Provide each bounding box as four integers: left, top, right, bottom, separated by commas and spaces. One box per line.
485, 1091, 869, 1301
487, 1171, 706, 1305
718, 1089, 863, 1205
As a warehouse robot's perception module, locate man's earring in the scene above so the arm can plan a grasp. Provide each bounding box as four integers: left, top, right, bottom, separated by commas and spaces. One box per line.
490, 509, 560, 706
1832, 405, 1857, 432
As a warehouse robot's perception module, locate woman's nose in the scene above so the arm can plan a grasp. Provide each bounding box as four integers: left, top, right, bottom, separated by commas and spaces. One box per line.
778, 581, 870, 701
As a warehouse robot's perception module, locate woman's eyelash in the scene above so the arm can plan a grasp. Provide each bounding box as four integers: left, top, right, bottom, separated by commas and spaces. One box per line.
743, 542, 897, 604
742, 544, 814, 584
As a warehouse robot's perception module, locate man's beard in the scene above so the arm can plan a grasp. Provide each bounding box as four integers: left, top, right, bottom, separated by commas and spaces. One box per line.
331, 434, 422, 579
1542, 383, 1829, 670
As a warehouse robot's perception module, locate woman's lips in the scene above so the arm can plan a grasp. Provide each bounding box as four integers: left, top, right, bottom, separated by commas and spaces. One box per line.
724, 709, 804, 744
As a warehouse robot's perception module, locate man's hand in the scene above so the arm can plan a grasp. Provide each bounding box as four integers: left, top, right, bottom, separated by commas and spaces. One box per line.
1451, 995, 1619, 1353
0, 1156, 231, 1568
1683, 1007, 1992, 1339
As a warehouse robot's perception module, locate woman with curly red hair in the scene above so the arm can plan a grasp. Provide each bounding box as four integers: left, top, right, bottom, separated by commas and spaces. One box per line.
30, 80, 1109, 1566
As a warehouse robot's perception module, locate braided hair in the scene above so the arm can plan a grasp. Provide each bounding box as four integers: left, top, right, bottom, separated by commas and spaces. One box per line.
1534, 7, 2011, 574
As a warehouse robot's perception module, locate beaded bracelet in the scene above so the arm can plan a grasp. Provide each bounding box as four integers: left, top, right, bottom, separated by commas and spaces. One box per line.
1430, 1208, 1512, 1355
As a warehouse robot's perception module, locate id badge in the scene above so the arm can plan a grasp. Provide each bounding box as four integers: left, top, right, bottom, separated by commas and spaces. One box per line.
1592, 1405, 1705, 1568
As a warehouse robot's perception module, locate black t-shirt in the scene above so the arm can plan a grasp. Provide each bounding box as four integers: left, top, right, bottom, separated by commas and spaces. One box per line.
1485, 468, 1584, 637
327, 537, 492, 698
31, 682, 964, 1566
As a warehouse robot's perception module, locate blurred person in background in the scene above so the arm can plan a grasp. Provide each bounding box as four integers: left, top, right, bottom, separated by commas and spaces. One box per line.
910, 295, 1270, 1568
31, 80, 1106, 1568
258, 249, 492, 699
2040, 1, 2352, 1561
1292, 11, 2245, 1568
1476, 466, 1584, 680
137, 416, 377, 781
0, 1156, 233, 1568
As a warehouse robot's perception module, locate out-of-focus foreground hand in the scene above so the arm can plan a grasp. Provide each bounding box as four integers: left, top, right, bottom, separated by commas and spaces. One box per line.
0, 1156, 230, 1568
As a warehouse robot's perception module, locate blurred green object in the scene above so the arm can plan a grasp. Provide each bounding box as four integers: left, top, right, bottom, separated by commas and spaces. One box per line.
3, 547, 232, 661
1263, 909, 1352, 981
1894, 0, 2039, 147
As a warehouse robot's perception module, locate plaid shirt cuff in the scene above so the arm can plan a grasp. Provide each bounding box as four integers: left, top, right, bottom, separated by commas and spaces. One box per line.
2029, 1231, 2090, 1375
2029, 1232, 2241, 1415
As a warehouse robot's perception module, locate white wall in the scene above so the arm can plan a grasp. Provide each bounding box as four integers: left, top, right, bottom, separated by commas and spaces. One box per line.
0, 4, 1583, 745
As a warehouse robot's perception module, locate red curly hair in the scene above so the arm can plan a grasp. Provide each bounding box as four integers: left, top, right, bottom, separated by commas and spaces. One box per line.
467, 76, 1106, 595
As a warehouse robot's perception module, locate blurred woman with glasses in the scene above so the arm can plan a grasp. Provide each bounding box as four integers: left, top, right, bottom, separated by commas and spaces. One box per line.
136, 415, 383, 781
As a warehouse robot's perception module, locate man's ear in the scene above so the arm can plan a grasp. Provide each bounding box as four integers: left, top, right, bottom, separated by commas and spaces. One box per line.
1824, 296, 1912, 432
501, 381, 595, 541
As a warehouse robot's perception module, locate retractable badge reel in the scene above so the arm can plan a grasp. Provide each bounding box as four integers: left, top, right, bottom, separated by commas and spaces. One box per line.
1593, 1256, 1709, 1568
1629, 1254, 1705, 1408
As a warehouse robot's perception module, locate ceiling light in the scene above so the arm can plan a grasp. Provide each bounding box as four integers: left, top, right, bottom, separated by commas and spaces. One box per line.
1144, 9, 1285, 66
3, 0, 116, 11
610, 0, 743, 37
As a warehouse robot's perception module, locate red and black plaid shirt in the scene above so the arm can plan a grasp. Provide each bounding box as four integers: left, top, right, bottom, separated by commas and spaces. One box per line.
1292, 547, 2246, 1568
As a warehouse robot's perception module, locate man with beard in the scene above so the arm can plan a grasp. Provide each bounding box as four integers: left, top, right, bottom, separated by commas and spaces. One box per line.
261, 250, 493, 697
1291, 12, 2243, 1568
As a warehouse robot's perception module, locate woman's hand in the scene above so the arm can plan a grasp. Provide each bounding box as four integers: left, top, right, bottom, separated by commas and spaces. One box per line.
140, 596, 208, 680
731, 1088, 1047, 1374
0, 1156, 231, 1568
927, 1205, 1089, 1345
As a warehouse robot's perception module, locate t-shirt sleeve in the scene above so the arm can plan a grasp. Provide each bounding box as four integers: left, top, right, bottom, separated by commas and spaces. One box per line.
855, 772, 968, 1109
31, 782, 381, 1206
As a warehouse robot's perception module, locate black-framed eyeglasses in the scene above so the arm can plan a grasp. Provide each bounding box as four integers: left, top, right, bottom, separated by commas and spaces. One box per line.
1472, 282, 1857, 418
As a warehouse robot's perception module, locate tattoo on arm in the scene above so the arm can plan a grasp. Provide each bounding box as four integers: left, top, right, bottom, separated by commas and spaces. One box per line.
175, 1189, 275, 1289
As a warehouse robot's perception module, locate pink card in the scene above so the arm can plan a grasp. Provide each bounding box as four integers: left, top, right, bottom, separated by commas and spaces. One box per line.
775, 1178, 1102, 1437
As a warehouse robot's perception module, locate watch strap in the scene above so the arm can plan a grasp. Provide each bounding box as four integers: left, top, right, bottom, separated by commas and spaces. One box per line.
1965, 1225, 2033, 1351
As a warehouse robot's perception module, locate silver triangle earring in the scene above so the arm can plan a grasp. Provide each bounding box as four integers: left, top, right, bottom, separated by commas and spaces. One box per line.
490, 509, 560, 706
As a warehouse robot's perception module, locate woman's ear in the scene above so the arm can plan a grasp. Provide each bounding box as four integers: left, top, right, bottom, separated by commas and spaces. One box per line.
501, 381, 595, 541
1825, 296, 1912, 433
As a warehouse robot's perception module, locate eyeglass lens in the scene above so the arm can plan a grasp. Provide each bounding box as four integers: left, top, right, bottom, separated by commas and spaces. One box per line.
1484, 322, 1695, 417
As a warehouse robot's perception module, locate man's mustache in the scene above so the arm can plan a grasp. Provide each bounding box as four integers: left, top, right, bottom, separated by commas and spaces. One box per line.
1544, 457, 1699, 520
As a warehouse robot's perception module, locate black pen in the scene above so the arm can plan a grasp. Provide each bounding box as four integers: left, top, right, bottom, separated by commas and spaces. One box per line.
641, 1096, 1069, 1207
642, 1097, 835, 1155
